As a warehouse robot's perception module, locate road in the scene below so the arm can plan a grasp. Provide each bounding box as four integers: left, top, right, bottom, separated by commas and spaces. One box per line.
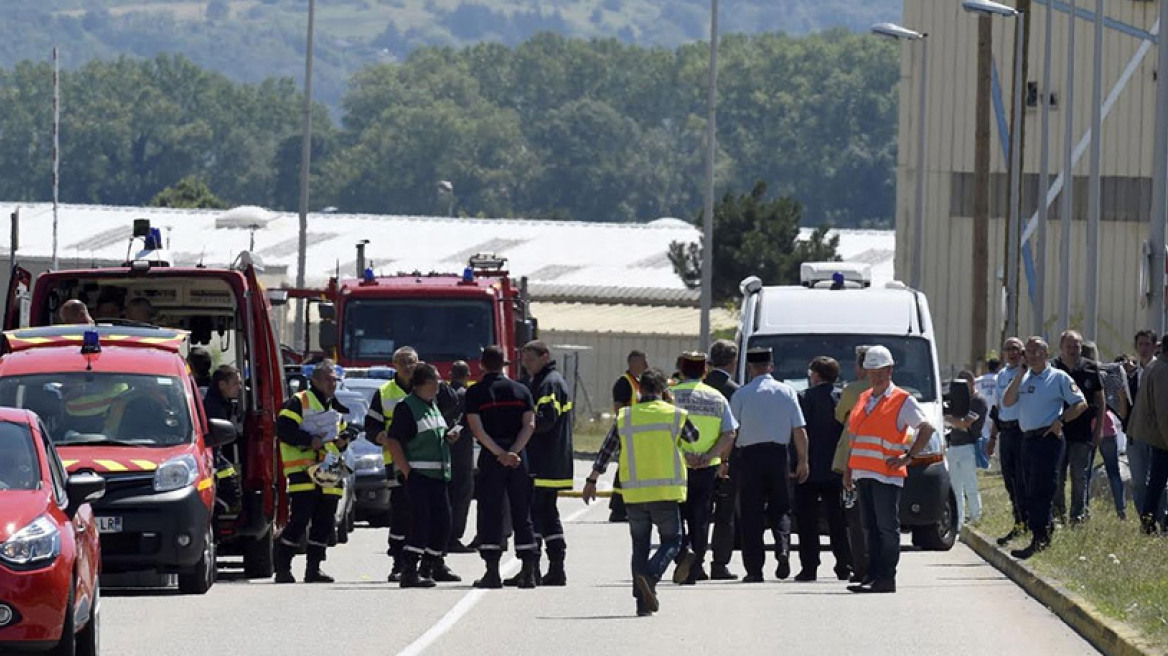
102, 461, 1098, 656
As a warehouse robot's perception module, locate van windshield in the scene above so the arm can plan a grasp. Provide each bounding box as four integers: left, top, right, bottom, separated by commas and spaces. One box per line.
747, 334, 938, 402
343, 298, 494, 362
0, 373, 194, 447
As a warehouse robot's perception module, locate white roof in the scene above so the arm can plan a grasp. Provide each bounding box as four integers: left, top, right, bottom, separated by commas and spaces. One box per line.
532, 302, 738, 336
2, 203, 894, 303
755, 286, 927, 335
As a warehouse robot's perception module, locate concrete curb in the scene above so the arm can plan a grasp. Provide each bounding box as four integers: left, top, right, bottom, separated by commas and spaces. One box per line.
961, 527, 1164, 656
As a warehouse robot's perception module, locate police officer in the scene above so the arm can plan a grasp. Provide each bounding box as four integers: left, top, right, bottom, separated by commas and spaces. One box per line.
1001, 337, 1087, 560
520, 340, 575, 586
609, 350, 648, 522
465, 345, 540, 589
987, 337, 1029, 546
383, 363, 461, 588
731, 347, 810, 583
670, 351, 737, 585
274, 360, 351, 584
704, 339, 741, 581
583, 369, 702, 616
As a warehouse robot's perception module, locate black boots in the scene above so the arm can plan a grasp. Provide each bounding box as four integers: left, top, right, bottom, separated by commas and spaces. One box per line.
515, 557, 539, 589
274, 540, 296, 584
505, 555, 541, 587
400, 560, 436, 588
304, 545, 334, 583
709, 563, 737, 581
421, 557, 462, 583
1010, 539, 1049, 560
541, 558, 567, 587
997, 523, 1027, 546
474, 560, 503, 589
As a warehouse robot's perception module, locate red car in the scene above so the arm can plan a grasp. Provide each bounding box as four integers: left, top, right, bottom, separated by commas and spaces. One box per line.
0, 407, 105, 655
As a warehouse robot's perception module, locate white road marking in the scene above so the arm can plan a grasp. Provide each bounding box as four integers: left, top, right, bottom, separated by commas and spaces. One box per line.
396, 502, 599, 656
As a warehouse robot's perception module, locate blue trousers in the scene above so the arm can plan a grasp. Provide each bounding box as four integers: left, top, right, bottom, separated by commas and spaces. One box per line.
627, 501, 682, 598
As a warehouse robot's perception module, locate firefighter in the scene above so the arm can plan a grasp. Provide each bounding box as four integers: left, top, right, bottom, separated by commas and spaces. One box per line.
519, 340, 575, 586
383, 363, 461, 588
203, 364, 243, 514
274, 360, 352, 584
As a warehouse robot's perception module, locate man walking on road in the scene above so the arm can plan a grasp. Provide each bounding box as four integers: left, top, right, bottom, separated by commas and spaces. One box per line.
1128, 333, 1168, 535
583, 370, 701, 616
670, 351, 737, 585
1001, 337, 1087, 560
609, 350, 649, 523
832, 345, 872, 583
844, 346, 937, 593
731, 347, 810, 583
988, 337, 1028, 546
704, 339, 741, 581
465, 346, 540, 588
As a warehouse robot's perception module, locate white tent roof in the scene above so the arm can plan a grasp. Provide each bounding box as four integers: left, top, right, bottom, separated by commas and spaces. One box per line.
2, 203, 894, 303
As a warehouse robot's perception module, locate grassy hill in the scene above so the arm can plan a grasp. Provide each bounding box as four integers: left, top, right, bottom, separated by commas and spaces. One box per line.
12, 0, 902, 108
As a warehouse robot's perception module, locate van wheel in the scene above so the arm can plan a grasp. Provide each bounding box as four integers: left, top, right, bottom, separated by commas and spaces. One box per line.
75, 582, 99, 656
178, 527, 216, 594
243, 527, 274, 579
912, 492, 959, 551
49, 584, 77, 656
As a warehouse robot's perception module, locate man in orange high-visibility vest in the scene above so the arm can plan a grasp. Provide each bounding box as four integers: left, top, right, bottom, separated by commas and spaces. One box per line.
844, 346, 937, 594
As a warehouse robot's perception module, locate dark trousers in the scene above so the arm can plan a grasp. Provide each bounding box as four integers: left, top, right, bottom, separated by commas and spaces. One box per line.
1054, 441, 1095, 523
448, 434, 475, 544
794, 479, 852, 573
844, 486, 868, 579
998, 425, 1028, 525
680, 466, 718, 562
403, 474, 451, 566
857, 478, 900, 583
609, 472, 627, 519
532, 487, 566, 560
710, 458, 738, 566
476, 452, 536, 561
628, 501, 682, 598
738, 443, 791, 576
1144, 445, 1168, 523
1023, 432, 1065, 544
388, 481, 409, 557
281, 487, 339, 553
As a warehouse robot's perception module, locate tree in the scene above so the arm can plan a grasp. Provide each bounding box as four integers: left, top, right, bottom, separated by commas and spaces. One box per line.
668, 181, 840, 303
150, 176, 227, 209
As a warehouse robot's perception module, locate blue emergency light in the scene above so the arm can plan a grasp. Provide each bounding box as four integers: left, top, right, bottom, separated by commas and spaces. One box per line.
80, 329, 101, 355
364, 267, 376, 283
144, 227, 164, 251
832, 272, 845, 286
462, 267, 475, 283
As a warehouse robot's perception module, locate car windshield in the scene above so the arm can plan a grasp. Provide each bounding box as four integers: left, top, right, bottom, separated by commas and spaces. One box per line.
748, 334, 938, 402
0, 373, 194, 447
0, 422, 39, 491
343, 299, 494, 362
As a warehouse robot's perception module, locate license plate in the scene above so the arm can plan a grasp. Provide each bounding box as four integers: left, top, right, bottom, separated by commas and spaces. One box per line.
97, 516, 123, 533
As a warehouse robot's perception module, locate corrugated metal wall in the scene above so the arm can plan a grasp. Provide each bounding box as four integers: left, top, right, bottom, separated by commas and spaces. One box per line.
898, 0, 1161, 368
542, 330, 700, 418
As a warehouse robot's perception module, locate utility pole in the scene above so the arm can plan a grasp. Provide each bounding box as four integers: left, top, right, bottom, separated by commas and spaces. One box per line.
699, 0, 719, 353
1060, 0, 1077, 334
52, 46, 60, 271
1034, 0, 1053, 338
973, 15, 992, 365
294, 0, 316, 350
1085, 0, 1104, 340
1149, 0, 1168, 335
1004, 9, 1028, 340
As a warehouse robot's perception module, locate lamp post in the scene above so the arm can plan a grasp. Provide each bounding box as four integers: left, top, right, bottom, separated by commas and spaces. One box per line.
438, 180, 455, 217
1034, 0, 1053, 338
1151, 0, 1168, 334
871, 22, 928, 291
963, 0, 1025, 339
294, 0, 317, 351
1085, 0, 1103, 340
699, 0, 719, 353
1060, 0, 1076, 333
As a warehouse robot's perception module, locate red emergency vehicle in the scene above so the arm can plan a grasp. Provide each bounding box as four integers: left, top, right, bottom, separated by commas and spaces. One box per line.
288, 253, 537, 379
0, 326, 238, 594
4, 219, 288, 579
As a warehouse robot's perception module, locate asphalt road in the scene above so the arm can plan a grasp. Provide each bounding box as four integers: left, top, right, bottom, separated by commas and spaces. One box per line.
102, 461, 1098, 656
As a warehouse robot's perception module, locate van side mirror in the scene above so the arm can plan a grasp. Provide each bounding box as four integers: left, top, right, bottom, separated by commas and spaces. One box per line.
65, 473, 105, 518
317, 320, 337, 351
317, 303, 336, 321
206, 418, 239, 449
515, 319, 534, 347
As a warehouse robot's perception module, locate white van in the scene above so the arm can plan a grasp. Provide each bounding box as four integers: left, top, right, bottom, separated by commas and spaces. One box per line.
736, 262, 957, 550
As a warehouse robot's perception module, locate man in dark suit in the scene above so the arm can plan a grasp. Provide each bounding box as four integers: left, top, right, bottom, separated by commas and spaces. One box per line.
704, 339, 741, 580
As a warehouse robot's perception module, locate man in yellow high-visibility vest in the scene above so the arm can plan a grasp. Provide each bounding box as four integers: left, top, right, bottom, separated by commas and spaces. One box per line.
584, 369, 702, 617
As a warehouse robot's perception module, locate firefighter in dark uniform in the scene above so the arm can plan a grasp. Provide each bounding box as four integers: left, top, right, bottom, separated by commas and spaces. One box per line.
447, 360, 475, 553
274, 360, 352, 584
466, 345, 540, 588
203, 364, 243, 514
383, 363, 462, 588
610, 350, 648, 522
521, 340, 575, 586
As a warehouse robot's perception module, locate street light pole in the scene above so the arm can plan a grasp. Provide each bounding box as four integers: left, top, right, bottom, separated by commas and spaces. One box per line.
699, 0, 718, 353
871, 23, 928, 290
1085, 0, 1103, 340
1149, 0, 1168, 335
294, 0, 316, 350
1060, 0, 1076, 334
1034, 0, 1053, 338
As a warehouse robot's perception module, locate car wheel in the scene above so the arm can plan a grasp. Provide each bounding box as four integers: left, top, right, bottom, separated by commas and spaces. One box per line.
178, 526, 216, 594
49, 583, 77, 656
912, 491, 959, 551
243, 527, 274, 579
75, 581, 99, 656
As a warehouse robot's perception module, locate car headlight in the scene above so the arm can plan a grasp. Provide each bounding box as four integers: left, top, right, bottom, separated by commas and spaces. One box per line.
0, 516, 61, 569
154, 454, 199, 492
354, 454, 385, 473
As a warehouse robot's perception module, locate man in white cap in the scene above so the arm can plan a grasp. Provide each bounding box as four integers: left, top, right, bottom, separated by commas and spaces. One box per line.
843, 345, 937, 593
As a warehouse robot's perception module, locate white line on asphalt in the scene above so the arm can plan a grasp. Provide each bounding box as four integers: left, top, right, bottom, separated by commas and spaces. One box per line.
396, 502, 598, 656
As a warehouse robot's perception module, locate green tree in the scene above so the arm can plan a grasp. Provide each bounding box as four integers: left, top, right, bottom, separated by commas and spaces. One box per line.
668, 181, 840, 303
150, 176, 227, 209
